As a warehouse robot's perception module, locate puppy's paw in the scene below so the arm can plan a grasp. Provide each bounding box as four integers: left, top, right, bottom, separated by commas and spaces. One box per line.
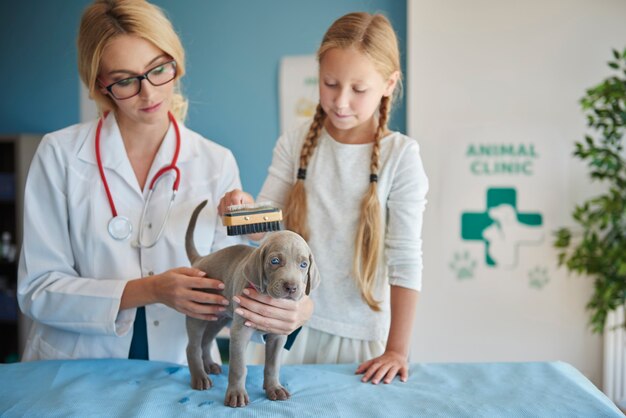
265, 384, 290, 401
190, 374, 212, 391
224, 386, 249, 407
204, 362, 222, 375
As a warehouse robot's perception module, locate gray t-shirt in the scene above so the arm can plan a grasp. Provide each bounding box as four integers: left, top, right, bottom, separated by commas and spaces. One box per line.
259, 122, 429, 341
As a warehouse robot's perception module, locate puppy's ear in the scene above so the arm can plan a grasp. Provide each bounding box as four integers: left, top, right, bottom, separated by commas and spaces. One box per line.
305, 252, 321, 295
242, 244, 266, 293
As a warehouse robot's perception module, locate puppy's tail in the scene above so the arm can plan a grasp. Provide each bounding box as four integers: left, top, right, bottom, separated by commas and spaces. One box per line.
185, 200, 208, 265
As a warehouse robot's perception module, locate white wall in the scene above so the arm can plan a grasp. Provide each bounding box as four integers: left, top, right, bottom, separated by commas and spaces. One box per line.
408, 0, 626, 387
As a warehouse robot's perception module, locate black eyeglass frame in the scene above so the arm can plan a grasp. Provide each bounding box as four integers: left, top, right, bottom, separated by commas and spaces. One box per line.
103, 60, 178, 100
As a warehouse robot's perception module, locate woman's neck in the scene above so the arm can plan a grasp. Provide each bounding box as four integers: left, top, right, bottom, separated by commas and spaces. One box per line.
116, 113, 169, 153
115, 111, 170, 189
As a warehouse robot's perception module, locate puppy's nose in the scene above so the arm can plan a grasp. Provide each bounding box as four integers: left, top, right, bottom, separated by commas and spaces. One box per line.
283, 283, 297, 294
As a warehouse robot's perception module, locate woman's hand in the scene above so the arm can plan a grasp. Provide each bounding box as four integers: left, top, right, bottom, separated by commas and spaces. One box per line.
217, 188, 255, 216
355, 350, 409, 384
232, 288, 314, 335
148, 267, 229, 321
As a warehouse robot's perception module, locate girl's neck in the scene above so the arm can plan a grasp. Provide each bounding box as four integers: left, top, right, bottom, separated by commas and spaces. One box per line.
325, 118, 387, 145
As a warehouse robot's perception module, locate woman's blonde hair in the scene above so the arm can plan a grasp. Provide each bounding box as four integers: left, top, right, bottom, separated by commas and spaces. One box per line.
283, 12, 402, 311
77, 0, 187, 120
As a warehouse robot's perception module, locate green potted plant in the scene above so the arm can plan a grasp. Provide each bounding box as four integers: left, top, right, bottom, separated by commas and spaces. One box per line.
554, 47, 626, 334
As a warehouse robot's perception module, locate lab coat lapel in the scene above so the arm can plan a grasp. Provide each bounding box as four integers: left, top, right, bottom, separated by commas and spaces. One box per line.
77, 113, 143, 199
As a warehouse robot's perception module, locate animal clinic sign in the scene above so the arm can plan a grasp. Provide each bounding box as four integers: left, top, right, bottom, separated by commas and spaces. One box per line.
466, 143, 538, 175
443, 137, 552, 289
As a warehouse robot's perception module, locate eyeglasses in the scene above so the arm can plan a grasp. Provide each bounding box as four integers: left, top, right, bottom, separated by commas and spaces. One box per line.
102, 60, 177, 100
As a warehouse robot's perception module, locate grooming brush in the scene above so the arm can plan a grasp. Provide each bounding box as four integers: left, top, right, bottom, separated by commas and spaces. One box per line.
222, 202, 283, 236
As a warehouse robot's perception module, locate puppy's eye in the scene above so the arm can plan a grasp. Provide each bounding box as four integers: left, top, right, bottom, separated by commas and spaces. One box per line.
270, 257, 280, 265
300, 261, 308, 269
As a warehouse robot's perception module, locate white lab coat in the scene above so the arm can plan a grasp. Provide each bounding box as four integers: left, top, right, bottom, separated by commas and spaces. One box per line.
18, 114, 243, 364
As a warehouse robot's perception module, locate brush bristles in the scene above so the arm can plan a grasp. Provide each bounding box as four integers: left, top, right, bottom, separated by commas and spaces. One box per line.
226, 201, 275, 212
226, 221, 283, 236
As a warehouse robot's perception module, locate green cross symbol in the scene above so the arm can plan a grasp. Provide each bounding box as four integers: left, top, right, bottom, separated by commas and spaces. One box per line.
461, 188, 542, 266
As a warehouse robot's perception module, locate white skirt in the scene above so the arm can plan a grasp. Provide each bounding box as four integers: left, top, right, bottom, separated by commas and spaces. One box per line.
245, 326, 385, 365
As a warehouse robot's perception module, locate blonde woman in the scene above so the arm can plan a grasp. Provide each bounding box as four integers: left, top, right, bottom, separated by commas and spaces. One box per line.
220, 12, 428, 384
18, 0, 304, 364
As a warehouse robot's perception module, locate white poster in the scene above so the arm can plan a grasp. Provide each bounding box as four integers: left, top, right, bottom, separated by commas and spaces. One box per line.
442, 125, 564, 285
279, 55, 318, 134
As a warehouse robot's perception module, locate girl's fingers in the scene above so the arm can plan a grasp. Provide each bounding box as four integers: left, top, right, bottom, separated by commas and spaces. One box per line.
371, 364, 392, 385
398, 366, 409, 382
356, 355, 408, 384
234, 294, 289, 320
241, 288, 294, 310
360, 360, 382, 382
233, 303, 290, 334
383, 366, 401, 384
355, 359, 374, 375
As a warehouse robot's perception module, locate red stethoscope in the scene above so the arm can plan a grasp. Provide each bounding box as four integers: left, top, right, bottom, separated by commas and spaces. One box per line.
96, 111, 181, 248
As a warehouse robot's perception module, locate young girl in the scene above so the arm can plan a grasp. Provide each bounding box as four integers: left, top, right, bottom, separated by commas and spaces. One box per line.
221, 12, 428, 385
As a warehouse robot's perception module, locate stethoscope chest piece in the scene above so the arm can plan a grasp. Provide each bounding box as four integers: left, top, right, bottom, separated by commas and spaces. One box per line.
108, 215, 133, 241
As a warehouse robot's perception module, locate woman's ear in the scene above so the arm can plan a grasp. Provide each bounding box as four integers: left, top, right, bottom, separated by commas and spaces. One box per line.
384, 70, 400, 97
95, 77, 109, 97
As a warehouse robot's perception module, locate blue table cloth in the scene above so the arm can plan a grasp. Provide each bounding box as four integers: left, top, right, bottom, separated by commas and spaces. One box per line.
0, 359, 621, 417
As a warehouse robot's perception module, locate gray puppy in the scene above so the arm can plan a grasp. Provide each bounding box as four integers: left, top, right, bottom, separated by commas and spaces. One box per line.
184, 200, 320, 407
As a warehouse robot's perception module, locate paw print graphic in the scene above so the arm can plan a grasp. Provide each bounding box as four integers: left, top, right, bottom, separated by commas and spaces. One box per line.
528, 266, 549, 289
449, 251, 477, 280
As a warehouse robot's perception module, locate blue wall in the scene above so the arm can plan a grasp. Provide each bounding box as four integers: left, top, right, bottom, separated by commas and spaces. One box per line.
0, 0, 407, 195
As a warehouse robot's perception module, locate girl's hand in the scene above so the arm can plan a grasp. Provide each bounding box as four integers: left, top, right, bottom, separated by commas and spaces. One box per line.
217, 189, 266, 241
150, 267, 229, 321
232, 288, 314, 335
217, 188, 254, 216
355, 351, 409, 384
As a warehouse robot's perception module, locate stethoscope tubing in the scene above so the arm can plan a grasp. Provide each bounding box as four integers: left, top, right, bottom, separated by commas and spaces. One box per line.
135, 167, 179, 248
96, 111, 181, 246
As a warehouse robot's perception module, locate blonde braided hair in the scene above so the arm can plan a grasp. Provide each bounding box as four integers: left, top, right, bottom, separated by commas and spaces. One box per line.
353, 95, 390, 311
284, 12, 401, 311
283, 104, 326, 240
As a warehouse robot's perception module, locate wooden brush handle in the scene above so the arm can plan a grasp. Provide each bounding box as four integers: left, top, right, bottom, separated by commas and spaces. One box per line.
222, 209, 283, 226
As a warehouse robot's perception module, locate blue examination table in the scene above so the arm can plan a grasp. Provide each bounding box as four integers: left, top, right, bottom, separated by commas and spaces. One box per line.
0, 359, 621, 417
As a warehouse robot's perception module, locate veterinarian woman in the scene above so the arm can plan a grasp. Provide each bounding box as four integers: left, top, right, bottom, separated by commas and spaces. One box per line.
17, 0, 310, 364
